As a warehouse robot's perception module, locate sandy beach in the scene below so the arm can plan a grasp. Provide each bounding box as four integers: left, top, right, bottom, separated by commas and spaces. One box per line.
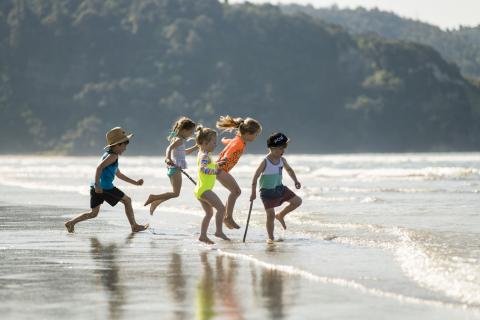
1, 154, 480, 319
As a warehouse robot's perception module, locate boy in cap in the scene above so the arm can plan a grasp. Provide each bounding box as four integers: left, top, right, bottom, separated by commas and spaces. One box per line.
65, 127, 148, 233
250, 132, 302, 243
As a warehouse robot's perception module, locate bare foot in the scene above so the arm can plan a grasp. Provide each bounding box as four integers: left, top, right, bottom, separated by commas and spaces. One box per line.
143, 194, 155, 206
149, 200, 164, 215
223, 217, 235, 229
65, 221, 74, 233
132, 224, 149, 232
199, 236, 215, 244
224, 217, 241, 229
275, 214, 287, 230
215, 232, 231, 241
230, 218, 241, 229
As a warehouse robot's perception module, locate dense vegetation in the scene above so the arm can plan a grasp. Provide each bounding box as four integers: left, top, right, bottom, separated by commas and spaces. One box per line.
282, 5, 480, 80
1, 0, 479, 154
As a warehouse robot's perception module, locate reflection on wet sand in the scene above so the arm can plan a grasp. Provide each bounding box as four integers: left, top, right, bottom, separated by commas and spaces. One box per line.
242, 245, 290, 320
263, 243, 286, 318
196, 251, 247, 319
167, 252, 188, 320
90, 237, 125, 320
215, 255, 244, 320
196, 250, 292, 320
87, 237, 292, 320
261, 269, 286, 319
197, 252, 216, 320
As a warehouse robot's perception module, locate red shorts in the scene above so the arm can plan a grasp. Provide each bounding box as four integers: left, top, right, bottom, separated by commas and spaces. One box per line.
260, 185, 296, 209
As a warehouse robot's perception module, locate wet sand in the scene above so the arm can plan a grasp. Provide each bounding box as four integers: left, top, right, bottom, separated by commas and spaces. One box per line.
0, 204, 306, 319
1, 203, 478, 320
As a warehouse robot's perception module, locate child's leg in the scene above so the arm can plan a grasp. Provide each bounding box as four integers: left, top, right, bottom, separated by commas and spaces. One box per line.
216, 170, 241, 229
265, 208, 276, 241
200, 190, 231, 241
120, 195, 148, 232
275, 196, 302, 230
198, 199, 214, 244
65, 206, 101, 233
144, 171, 182, 208
146, 172, 182, 215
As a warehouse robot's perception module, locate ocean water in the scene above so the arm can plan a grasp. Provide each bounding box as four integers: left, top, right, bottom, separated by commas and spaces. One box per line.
0, 153, 479, 319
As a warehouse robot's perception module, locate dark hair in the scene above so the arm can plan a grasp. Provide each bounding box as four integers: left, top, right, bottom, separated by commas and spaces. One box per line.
167, 116, 196, 141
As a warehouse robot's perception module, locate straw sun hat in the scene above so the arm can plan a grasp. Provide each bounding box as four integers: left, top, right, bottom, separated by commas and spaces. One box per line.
104, 127, 133, 149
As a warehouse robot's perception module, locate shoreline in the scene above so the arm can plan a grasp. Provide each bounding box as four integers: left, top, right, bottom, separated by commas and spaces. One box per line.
1, 152, 479, 319
0, 203, 479, 319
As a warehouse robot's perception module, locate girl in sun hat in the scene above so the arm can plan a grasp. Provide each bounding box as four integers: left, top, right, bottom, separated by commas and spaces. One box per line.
65, 127, 149, 233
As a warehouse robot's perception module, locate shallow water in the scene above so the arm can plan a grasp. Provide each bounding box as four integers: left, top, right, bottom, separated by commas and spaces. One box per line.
0, 153, 479, 319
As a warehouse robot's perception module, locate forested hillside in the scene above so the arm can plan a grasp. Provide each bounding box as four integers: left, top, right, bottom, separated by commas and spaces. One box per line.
1, 0, 479, 154
282, 5, 480, 79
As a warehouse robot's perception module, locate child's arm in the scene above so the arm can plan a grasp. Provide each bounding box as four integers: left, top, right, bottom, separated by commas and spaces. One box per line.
221, 137, 232, 145
116, 169, 144, 186
165, 138, 183, 166
250, 160, 266, 201
282, 157, 301, 189
185, 144, 198, 155
94, 154, 118, 193
199, 154, 218, 175
217, 139, 241, 169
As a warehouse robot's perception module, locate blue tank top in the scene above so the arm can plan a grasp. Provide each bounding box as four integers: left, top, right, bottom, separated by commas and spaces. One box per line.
97, 151, 118, 190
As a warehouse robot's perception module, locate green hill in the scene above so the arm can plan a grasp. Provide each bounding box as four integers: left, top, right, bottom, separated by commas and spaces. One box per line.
1, 0, 479, 154
282, 4, 480, 80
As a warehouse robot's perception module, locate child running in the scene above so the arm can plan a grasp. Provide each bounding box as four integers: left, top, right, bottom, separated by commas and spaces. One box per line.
144, 117, 198, 214
250, 133, 302, 243
65, 127, 148, 233
194, 126, 231, 244
216, 116, 262, 229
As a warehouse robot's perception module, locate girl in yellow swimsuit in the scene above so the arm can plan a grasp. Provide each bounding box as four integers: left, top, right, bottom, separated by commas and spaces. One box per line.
216, 116, 262, 229
194, 126, 230, 244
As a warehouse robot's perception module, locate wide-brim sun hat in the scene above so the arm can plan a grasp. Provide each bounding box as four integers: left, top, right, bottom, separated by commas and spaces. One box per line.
104, 127, 134, 149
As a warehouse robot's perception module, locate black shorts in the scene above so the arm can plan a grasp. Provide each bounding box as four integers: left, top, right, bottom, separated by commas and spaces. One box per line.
90, 186, 125, 208
260, 185, 296, 209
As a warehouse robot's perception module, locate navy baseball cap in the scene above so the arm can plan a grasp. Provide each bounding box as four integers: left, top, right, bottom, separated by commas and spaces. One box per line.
267, 132, 289, 148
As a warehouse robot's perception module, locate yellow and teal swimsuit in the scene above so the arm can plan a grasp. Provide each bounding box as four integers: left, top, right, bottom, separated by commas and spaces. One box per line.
194, 152, 218, 199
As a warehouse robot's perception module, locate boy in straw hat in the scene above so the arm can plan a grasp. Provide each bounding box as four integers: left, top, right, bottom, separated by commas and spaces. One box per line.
65, 127, 148, 233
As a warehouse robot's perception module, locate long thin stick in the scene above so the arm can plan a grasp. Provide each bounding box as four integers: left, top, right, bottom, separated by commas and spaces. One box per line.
180, 168, 197, 185
243, 200, 254, 243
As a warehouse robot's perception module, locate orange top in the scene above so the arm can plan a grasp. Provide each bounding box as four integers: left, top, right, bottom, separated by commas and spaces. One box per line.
217, 135, 245, 173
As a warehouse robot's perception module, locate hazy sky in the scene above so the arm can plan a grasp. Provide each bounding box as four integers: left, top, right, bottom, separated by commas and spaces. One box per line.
229, 0, 480, 30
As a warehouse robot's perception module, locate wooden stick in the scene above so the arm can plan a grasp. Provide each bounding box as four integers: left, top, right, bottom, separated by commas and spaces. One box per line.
180, 168, 197, 185
243, 200, 254, 243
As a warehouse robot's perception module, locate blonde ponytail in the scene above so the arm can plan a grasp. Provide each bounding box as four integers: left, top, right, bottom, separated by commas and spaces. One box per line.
216, 115, 244, 132
217, 115, 262, 135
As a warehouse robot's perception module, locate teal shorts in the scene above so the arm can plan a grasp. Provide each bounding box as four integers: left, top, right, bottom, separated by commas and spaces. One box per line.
167, 167, 179, 177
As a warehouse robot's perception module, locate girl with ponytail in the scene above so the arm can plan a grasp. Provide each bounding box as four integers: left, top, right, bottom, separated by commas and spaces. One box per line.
215, 115, 262, 229
144, 116, 197, 214
194, 125, 230, 244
